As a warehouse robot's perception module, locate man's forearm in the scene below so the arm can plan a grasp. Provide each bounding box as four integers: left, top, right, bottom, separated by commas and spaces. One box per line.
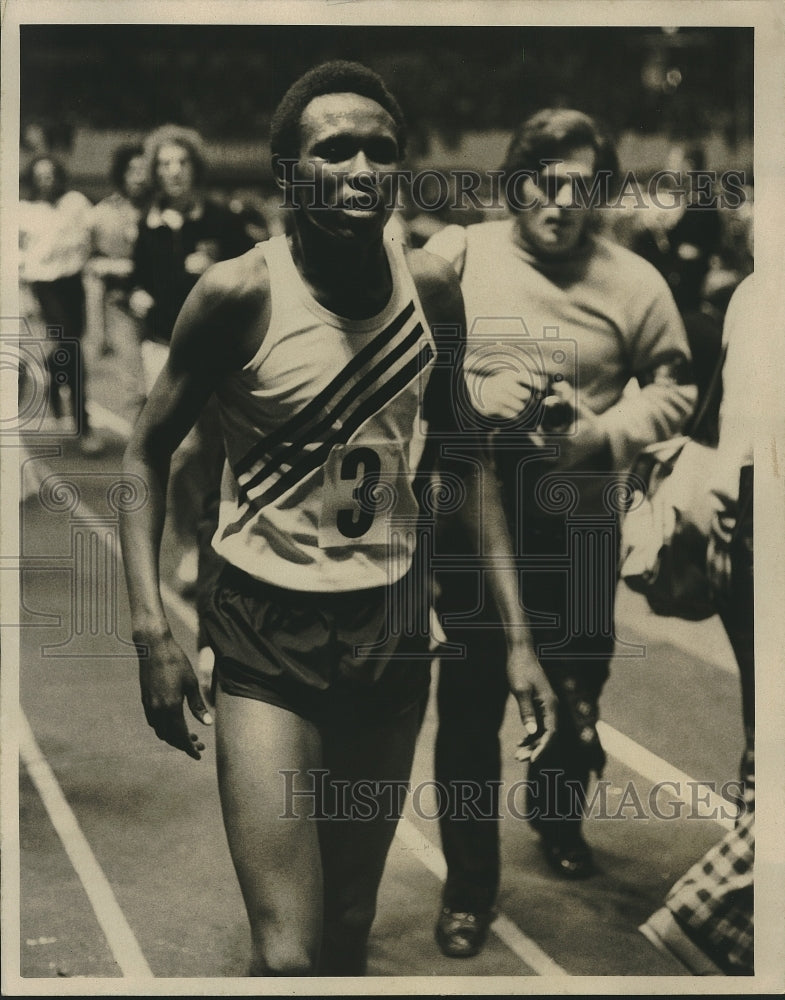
598, 382, 697, 471
478, 462, 535, 653
453, 450, 556, 741
120, 445, 172, 640
454, 449, 533, 653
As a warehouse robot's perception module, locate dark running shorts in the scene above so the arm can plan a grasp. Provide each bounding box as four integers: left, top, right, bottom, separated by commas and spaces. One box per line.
201, 562, 432, 727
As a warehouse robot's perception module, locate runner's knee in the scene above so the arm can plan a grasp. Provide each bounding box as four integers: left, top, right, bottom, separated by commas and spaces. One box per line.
248, 933, 319, 977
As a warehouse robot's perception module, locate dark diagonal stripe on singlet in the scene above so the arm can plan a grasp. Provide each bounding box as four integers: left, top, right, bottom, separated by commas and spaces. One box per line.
238, 320, 426, 503
245, 342, 434, 512
233, 300, 416, 479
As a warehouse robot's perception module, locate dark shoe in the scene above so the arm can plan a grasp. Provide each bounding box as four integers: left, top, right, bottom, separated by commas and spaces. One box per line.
538, 832, 595, 879
435, 907, 493, 958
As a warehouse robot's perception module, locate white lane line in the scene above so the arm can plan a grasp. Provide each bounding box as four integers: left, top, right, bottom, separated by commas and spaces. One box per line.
18, 444, 192, 981
597, 722, 737, 831
19, 713, 153, 978
394, 817, 568, 976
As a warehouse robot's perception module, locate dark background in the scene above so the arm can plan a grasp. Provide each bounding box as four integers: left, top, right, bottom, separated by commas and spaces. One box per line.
20, 24, 753, 192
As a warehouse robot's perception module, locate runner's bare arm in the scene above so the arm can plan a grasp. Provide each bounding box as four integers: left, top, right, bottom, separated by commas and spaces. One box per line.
410, 250, 558, 754
120, 251, 268, 758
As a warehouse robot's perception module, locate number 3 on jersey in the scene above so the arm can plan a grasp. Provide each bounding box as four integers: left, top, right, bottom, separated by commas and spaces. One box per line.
336, 446, 381, 538
318, 442, 417, 548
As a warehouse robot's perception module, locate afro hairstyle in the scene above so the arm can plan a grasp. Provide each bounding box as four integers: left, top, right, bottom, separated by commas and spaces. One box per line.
270, 60, 407, 179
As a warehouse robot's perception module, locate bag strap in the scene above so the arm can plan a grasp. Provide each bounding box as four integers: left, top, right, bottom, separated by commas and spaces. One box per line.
685, 339, 728, 445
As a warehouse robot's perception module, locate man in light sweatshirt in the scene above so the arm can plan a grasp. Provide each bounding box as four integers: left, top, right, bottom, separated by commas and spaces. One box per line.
427, 108, 696, 958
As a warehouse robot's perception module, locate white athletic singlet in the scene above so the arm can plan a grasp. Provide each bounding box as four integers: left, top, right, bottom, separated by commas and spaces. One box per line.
212, 232, 437, 591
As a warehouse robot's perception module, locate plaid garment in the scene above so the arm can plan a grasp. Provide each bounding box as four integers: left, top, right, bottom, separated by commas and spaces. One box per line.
665, 804, 754, 974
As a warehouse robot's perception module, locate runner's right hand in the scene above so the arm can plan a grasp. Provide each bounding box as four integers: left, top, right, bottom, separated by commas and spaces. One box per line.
136, 632, 213, 760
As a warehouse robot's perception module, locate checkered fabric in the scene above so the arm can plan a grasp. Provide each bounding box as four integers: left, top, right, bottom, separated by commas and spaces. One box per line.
666, 805, 754, 974
739, 740, 755, 811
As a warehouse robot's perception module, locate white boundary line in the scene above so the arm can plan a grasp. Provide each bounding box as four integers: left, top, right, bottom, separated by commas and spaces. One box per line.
597, 722, 738, 832
19, 713, 153, 978
17, 551, 198, 979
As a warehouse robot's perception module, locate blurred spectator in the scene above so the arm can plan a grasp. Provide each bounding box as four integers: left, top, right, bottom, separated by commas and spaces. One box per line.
129, 124, 253, 595
629, 145, 723, 316
21, 122, 49, 155
716, 178, 754, 280
427, 110, 695, 959
397, 171, 487, 249
83, 144, 149, 373
19, 155, 103, 454
639, 273, 756, 976
129, 124, 253, 369
19, 122, 50, 177
90, 143, 149, 260
620, 146, 734, 426
226, 188, 271, 245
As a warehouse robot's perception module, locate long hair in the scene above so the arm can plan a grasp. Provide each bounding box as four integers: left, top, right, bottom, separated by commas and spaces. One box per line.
110, 142, 146, 192
21, 155, 68, 201
143, 124, 208, 192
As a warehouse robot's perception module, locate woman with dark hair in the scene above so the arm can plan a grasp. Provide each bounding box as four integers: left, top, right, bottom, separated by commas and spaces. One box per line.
19, 155, 103, 453
90, 143, 149, 261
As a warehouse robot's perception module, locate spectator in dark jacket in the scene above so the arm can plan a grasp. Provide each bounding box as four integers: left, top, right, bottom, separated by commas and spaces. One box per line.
129, 124, 253, 369
129, 125, 253, 595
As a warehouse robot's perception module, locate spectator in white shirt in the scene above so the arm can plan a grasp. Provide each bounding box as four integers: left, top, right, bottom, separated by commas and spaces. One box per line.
19, 155, 103, 453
